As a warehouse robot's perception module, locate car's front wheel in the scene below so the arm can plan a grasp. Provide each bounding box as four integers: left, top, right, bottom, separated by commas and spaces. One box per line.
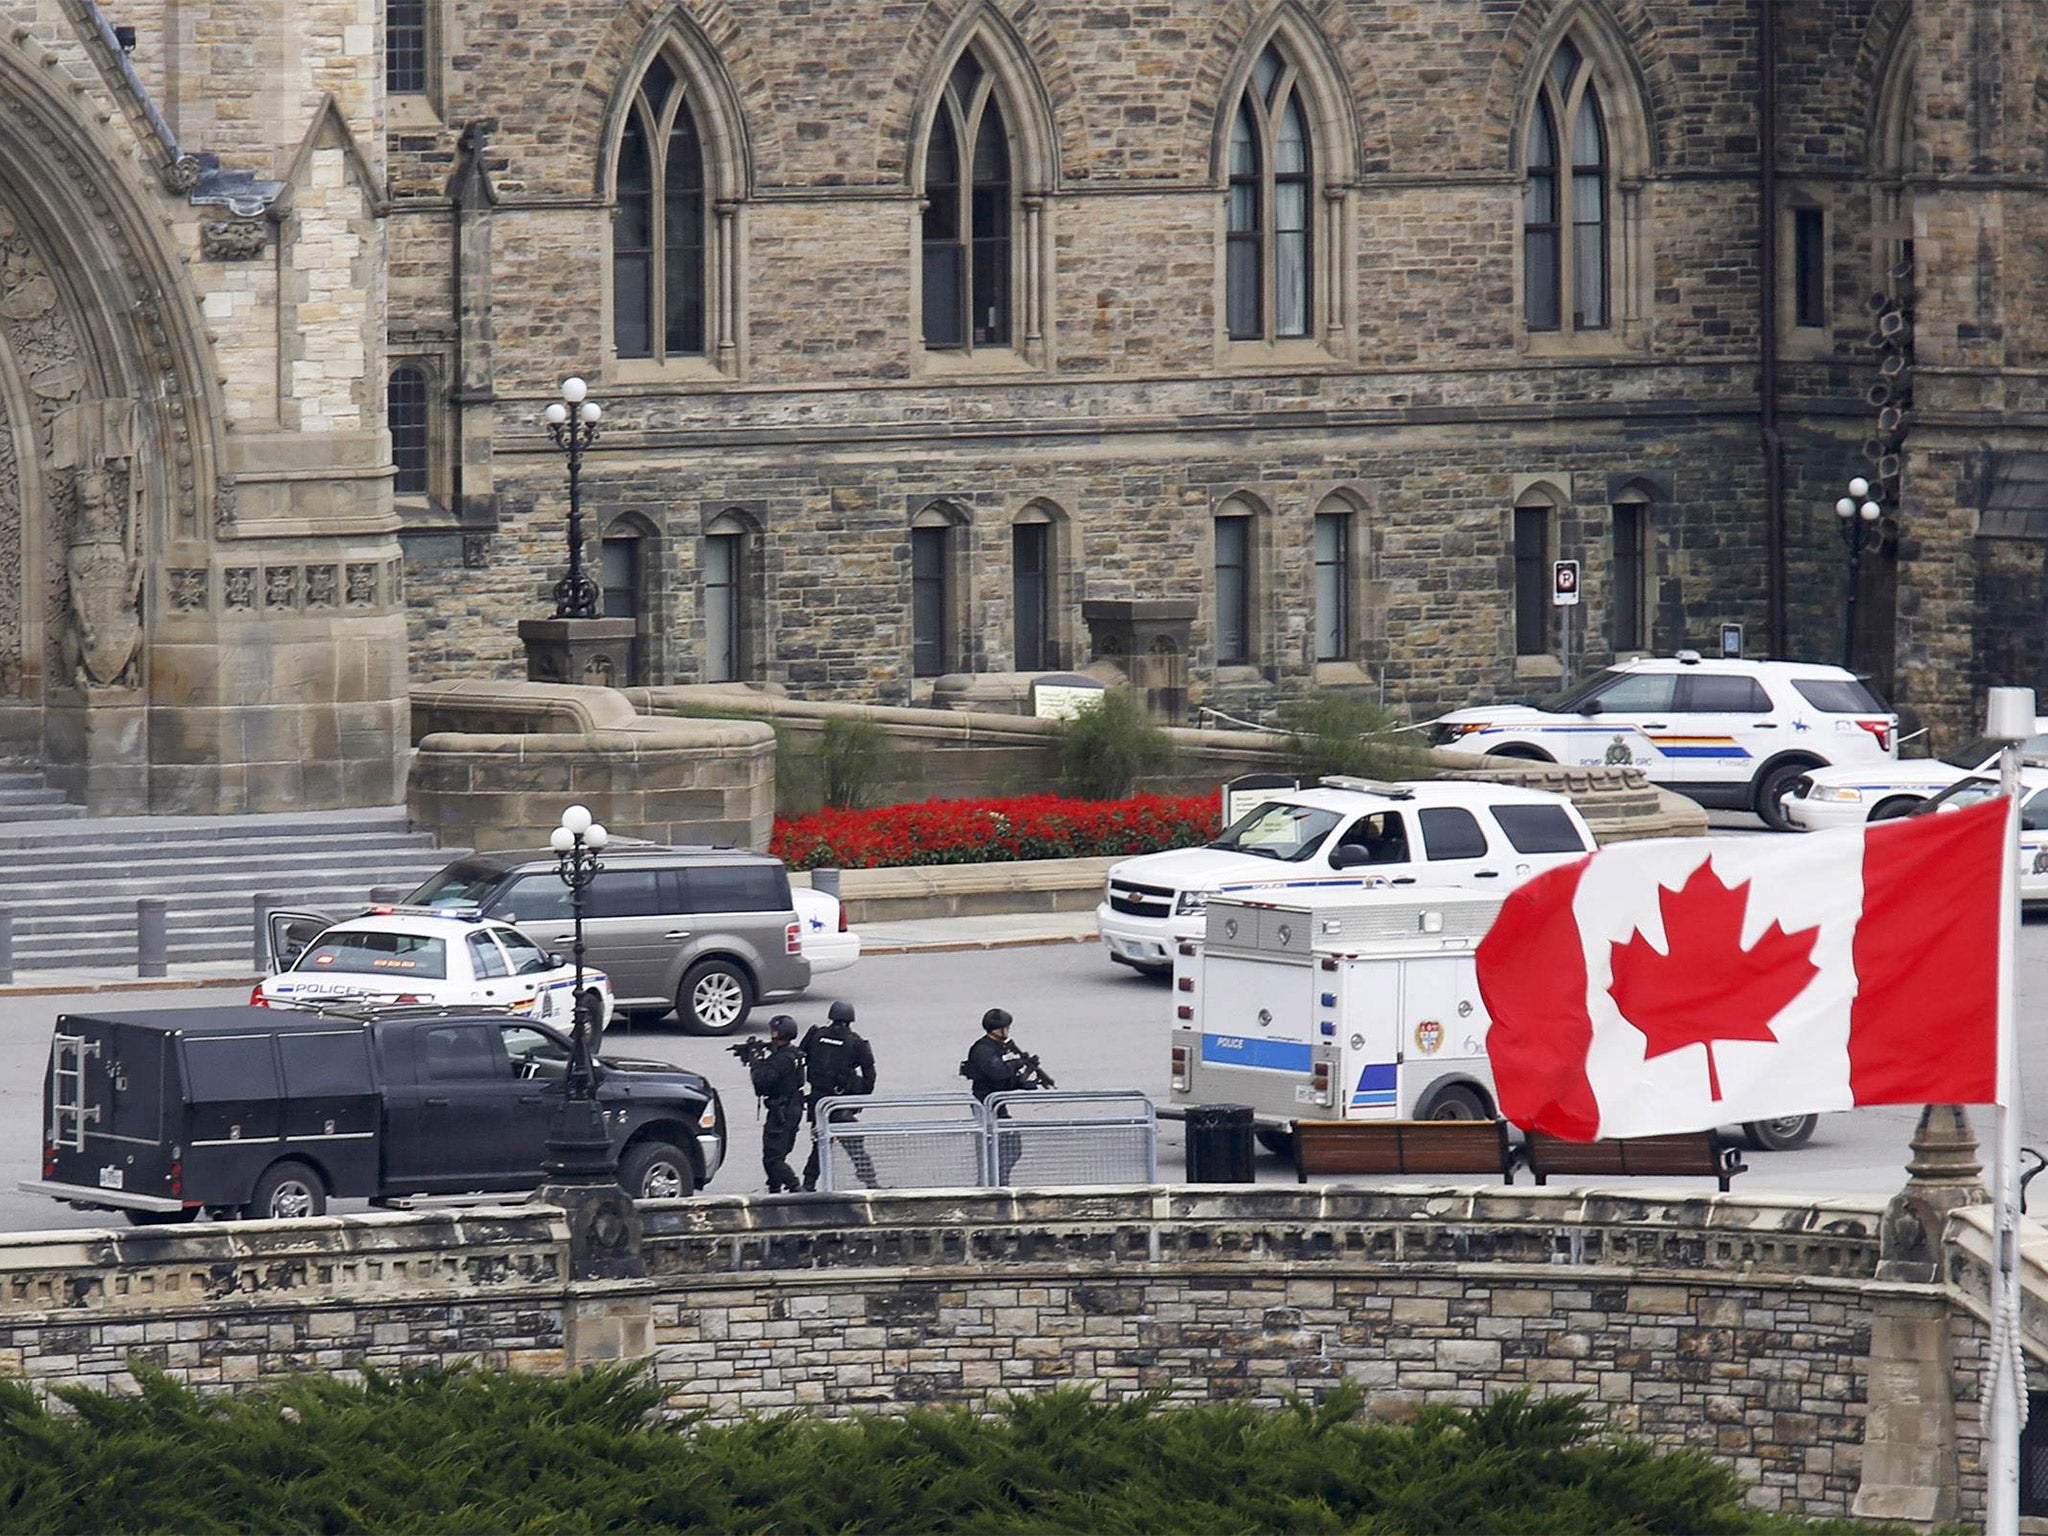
1485, 745, 1556, 763
619, 1139, 698, 1200
1755, 761, 1818, 832
1254, 1127, 1296, 1159
677, 958, 753, 1035
1870, 796, 1922, 822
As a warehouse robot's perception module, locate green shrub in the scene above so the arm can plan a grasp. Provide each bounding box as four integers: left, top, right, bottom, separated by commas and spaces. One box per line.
1271, 690, 1433, 784
814, 716, 893, 809
0, 1369, 1959, 1534
1050, 690, 1173, 799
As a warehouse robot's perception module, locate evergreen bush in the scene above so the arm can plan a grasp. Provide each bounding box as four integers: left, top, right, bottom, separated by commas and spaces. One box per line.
0, 1367, 1968, 1534
1049, 691, 1173, 799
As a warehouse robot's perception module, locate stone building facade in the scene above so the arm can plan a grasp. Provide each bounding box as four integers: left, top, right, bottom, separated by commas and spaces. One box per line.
0, 0, 2040, 810
375, 0, 2044, 748
0, 0, 408, 811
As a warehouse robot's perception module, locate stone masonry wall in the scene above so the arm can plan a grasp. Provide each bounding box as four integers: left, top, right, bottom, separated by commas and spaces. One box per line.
391, 0, 1986, 737
0, 1188, 1942, 1520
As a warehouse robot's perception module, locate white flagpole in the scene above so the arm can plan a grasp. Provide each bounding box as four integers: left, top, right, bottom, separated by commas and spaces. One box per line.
1988, 686, 2034, 1536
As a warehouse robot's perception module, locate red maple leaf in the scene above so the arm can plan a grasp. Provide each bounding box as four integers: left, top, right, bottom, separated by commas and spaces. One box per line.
1607, 860, 1820, 1101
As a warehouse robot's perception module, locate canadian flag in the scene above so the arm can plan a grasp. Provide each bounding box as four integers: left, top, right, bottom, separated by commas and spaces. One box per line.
1475, 797, 2007, 1141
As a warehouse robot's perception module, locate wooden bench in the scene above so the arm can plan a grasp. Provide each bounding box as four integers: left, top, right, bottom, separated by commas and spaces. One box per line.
1522, 1130, 1746, 1191
1292, 1118, 1517, 1184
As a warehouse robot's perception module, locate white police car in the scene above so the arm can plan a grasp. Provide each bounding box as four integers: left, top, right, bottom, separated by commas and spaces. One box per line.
1908, 770, 2048, 904
254, 907, 616, 1038
1097, 776, 1595, 974
1784, 720, 2048, 831
1434, 654, 1897, 831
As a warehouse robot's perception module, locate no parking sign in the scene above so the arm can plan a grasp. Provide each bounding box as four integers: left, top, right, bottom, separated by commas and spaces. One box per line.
1552, 560, 1581, 606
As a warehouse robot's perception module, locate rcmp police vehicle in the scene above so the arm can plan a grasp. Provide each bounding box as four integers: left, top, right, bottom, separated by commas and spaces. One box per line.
1434, 654, 1898, 831
256, 906, 615, 1040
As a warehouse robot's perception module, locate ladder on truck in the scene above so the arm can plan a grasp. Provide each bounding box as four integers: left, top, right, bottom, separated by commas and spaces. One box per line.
47, 1033, 99, 1150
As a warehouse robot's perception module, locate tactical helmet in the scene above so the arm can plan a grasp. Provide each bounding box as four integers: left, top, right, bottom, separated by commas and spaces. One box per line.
768, 1014, 799, 1040
828, 1000, 856, 1024
981, 1007, 1013, 1033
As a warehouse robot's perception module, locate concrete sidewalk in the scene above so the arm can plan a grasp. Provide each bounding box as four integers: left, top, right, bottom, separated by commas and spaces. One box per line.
0, 910, 1105, 998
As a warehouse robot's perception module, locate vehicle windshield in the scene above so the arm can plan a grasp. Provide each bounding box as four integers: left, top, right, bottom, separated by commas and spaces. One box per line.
494, 927, 557, 976
294, 930, 448, 980
1208, 801, 1344, 862
1523, 670, 1628, 714
1940, 733, 2048, 768
406, 860, 502, 908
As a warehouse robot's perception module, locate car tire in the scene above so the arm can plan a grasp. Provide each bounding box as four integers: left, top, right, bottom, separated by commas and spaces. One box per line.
1869, 796, 1921, 822
1755, 761, 1818, 832
1742, 1115, 1818, 1152
245, 1159, 327, 1221
677, 958, 753, 1036
619, 1139, 698, 1201
123, 1205, 199, 1227
1421, 1084, 1491, 1121
1486, 745, 1556, 763
1253, 1127, 1297, 1159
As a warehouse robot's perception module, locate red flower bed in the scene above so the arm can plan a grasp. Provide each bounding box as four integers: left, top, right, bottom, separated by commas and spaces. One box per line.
771, 792, 1221, 870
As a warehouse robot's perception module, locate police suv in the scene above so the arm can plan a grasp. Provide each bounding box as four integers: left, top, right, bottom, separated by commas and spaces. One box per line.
1096, 776, 1595, 975
1434, 654, 1897, 831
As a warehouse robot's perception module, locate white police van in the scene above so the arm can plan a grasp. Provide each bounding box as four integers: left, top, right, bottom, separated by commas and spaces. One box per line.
1434, 654, 1897, 831
1097, 776, 1593, 975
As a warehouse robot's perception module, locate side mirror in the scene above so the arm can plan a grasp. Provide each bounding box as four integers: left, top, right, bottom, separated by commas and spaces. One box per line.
1576, 699, 1603, 717
1331, 844, 1373, 870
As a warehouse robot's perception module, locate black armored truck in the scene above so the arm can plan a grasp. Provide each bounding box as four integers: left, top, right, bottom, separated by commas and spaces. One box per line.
25, 1005, 727, 1223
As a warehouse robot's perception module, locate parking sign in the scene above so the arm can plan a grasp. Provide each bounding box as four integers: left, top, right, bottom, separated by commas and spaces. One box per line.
1552, 560, 1581, 606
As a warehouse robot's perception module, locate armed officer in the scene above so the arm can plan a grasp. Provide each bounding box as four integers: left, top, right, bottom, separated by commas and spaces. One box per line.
747, 1015, 807, 1194
800, 1000, 878, 1192
963, 1008, 1053, 1184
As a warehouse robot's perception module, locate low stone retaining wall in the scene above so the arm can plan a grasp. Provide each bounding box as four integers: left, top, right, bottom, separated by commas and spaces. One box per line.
408, 681, 776, 851
0, 1187, 1975, 1519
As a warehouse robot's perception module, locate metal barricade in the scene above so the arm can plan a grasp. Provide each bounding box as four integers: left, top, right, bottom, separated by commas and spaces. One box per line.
984, 1090, 1158, 1188
813, 1094, 986, 1194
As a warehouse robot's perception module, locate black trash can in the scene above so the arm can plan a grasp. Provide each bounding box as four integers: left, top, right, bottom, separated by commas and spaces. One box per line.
1184, 1104, 1256, 1183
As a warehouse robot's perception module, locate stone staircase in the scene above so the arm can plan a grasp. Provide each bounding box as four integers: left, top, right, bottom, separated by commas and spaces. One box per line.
0, 800, 464, 971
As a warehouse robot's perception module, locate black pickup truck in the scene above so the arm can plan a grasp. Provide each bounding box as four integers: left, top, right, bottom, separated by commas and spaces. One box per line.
24, 1005, 727, 1223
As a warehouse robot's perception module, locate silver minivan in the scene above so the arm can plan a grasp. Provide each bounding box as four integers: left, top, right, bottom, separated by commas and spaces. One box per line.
406, 847, 811, 1035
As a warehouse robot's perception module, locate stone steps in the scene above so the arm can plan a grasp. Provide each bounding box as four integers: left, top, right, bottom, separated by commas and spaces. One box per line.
0, 795, 463, 970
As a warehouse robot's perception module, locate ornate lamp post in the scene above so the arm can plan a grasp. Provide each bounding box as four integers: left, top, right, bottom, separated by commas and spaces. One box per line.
541, 802, 614, 1181
1832, 476, 1883, 671
543, 377, 603, 619
519, 378, 635, 685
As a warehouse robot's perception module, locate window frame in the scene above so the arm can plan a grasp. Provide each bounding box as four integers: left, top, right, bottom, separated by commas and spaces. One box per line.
1523, 37, 1611, 337
1513, 503, 1552, 658
1610, 497, 1647, 653
387, 364, 431, 500
1226, 44, 1315, 344
911, 518, 955, 678
1313, 509, 1351, 662
613, 56, 709, 366
1793, 203, 1827, 330
921, 48, 1015, 356
385, 0, 431, 96
1214, 511, 1254, 667
1012, 516, 1052, 672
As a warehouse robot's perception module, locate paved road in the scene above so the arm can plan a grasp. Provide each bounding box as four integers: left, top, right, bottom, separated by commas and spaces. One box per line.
3, 909, 2045, 1231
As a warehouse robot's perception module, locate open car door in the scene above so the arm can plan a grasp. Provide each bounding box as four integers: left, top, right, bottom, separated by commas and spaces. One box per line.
266, 910, 339, 974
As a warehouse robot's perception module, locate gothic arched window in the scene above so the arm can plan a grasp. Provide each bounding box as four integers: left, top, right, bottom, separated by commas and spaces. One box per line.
922, 48, 1012, 352
614, 54, 707, 361
1524, 37, 1608, 333
1227, 44, 1313, 342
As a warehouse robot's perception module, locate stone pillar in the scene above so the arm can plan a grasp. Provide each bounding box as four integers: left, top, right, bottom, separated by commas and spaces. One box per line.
1854, 1104, 1984, 1522
1081, 599, 1195, 724
519, 618, 641, 687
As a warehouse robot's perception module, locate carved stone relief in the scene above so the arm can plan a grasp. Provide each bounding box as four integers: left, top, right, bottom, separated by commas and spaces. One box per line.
168, 568, 206, 612
58, 461, 142, 688
200, 219, 266, 262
